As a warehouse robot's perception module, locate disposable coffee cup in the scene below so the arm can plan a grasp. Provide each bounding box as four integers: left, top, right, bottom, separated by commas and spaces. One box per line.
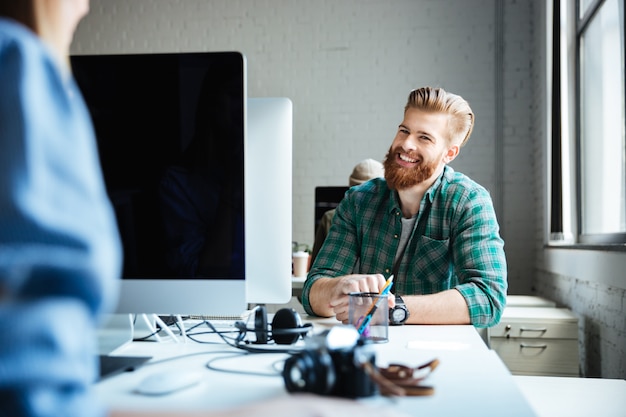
292, 251, 309, 277
348, 292, 389, 343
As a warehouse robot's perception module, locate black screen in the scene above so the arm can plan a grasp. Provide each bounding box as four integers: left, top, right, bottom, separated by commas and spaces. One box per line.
71, 52, 245, 280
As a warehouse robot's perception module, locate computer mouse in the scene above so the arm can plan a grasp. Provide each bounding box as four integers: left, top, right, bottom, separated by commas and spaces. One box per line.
135, 369, 203, 396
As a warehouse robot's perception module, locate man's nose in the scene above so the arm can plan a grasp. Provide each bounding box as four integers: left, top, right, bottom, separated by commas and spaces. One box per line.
398, 135, 418, 152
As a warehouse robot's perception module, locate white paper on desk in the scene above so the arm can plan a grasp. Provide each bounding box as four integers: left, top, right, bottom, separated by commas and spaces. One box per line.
406, 340, 471, 351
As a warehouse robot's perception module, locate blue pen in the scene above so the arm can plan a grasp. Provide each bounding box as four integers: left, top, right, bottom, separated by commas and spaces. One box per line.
357, 275, 394, 334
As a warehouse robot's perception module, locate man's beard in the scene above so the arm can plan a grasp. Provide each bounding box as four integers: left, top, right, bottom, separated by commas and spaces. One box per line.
383, 147, 438, 190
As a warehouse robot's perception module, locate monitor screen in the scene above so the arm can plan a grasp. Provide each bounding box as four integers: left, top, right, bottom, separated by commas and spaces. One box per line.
71, 52, 292, 317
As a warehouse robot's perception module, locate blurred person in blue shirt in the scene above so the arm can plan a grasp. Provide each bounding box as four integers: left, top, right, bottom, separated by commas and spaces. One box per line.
0, 1, 122, 416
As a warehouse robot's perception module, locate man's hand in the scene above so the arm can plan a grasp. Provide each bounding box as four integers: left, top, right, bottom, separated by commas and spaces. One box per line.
310, 274, 394, 322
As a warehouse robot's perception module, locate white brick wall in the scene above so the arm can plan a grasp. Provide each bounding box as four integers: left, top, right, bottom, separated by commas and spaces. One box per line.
72, 0, 511, 258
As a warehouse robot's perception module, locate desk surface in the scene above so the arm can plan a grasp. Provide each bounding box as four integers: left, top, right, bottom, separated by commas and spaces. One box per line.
514, 375, 626, 417
96, 319, 537, 416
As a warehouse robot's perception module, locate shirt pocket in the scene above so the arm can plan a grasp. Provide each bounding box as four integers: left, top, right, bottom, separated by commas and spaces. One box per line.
412, 235, 451, 291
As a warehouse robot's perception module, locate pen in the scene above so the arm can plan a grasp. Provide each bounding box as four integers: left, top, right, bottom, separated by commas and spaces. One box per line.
357, 275, 394, 334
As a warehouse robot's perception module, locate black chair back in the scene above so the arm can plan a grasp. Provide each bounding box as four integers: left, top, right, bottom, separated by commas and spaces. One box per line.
314, 186, 349, 232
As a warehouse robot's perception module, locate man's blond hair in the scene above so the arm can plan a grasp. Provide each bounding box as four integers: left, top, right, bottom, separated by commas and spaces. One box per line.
405, 87, 474, 147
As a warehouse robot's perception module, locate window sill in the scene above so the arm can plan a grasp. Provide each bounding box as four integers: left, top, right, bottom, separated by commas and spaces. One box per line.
544, 242, 626, 252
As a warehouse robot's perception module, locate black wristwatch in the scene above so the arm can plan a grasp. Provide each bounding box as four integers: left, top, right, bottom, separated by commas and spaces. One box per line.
389, 294, 410, 325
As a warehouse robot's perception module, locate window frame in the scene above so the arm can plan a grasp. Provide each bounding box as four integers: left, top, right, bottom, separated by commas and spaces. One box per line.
550, 0, 626, 249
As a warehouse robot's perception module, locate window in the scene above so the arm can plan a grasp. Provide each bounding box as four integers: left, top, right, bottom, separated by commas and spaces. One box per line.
551, 0, 626, 246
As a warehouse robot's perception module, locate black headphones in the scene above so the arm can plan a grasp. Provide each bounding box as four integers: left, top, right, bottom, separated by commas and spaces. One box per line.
234, 306, 312, 345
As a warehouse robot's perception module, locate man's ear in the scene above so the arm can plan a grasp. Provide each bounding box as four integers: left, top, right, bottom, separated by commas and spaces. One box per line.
443, 145, 460, 163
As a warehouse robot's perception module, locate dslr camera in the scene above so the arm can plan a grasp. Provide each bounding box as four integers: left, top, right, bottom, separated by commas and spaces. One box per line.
282, 325, 377, 398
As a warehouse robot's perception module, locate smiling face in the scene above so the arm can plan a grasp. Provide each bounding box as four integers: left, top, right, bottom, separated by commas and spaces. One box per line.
383, 107, 459, 191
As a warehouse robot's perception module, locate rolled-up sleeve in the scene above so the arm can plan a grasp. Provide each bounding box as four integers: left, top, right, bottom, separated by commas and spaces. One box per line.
450, 187, 507, 327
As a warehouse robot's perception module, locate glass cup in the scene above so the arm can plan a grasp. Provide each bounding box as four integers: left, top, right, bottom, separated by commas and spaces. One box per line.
348, 292, 389, 343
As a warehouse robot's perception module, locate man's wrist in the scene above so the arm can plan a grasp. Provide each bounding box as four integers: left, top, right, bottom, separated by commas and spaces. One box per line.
309, 277, 337, 317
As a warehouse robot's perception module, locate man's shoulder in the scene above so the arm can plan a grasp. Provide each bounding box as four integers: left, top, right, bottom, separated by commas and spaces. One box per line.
432, 166, 494, 210
440, 166, 489, 195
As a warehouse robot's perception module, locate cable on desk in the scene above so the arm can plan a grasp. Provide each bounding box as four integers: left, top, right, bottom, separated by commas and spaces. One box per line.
185, 319, 250, 347
187, 319, 305, 354
133, 315, 305, 357
141, 350, 238, 368
132, 314, 164, 342
138, 315, 240, 345
204, 352, 286, 377
131, 314, 196, 342
127, 322, 291, 377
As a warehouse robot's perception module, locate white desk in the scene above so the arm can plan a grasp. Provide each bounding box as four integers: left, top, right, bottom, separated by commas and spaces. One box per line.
96, 320, 537, 416
514, 375, 626, 417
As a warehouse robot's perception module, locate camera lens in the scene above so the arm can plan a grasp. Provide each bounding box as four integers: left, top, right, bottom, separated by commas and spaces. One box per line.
286, 364, 306, 389
282, 350, 335, 395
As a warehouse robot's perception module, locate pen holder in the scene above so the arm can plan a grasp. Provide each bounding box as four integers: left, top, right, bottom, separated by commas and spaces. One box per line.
348, 292, 389, 343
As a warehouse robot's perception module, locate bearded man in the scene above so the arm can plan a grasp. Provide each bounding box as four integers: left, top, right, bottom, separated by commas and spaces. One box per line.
302, 87, 507, 328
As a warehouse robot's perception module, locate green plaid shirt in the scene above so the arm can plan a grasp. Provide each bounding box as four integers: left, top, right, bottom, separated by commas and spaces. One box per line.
302, 165, 507, 328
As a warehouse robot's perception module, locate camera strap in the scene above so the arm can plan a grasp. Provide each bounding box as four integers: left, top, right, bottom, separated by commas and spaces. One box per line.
361, 358, 439, 397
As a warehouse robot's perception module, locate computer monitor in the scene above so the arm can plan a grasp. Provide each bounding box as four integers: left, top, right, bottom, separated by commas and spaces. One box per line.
71, 52, 292, 318
245, 97, 293, 305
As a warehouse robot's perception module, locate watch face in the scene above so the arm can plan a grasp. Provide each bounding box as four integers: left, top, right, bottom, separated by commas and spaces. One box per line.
390, 307, 407, 323
389, 295, 409, 325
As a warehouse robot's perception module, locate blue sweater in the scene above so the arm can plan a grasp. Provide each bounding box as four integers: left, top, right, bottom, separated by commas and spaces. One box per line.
0, 18, 121, 417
